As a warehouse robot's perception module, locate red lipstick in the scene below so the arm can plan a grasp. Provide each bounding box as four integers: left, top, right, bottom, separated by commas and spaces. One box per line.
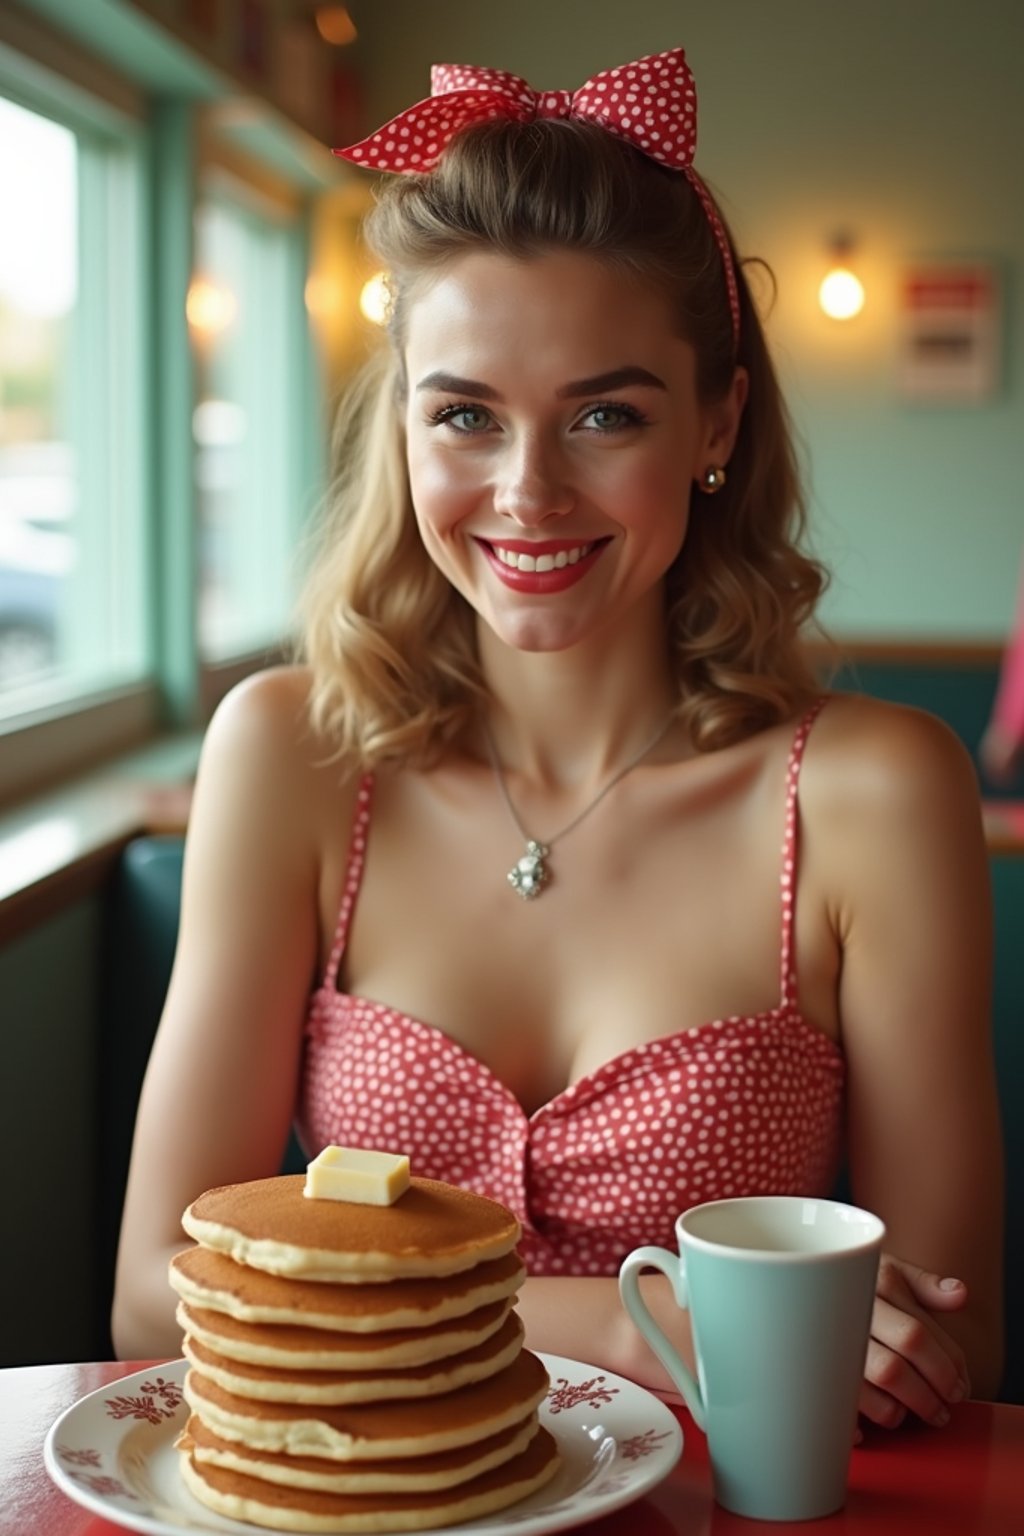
475, 537, 608, 594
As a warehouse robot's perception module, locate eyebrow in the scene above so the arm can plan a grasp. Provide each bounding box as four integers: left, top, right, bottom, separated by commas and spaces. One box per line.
557, 367, 668, 398
416, 371, 501, 400
415, 366, 668, 399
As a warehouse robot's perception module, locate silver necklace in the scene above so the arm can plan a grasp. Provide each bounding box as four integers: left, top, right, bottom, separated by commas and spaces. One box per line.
484, 716, 674, 900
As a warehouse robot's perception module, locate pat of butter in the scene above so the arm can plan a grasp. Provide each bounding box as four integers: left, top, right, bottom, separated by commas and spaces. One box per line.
303, 1147, 411, 1206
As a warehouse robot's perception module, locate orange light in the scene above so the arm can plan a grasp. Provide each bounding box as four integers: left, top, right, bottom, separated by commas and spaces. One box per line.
304, 273, 342, 321
819, 268, 865, 320
186, 277, 237, 335
819, 234, 865, 321
315, 6, 357, 46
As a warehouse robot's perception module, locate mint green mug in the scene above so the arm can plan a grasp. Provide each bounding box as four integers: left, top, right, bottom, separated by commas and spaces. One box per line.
619, 1196, 884, 1521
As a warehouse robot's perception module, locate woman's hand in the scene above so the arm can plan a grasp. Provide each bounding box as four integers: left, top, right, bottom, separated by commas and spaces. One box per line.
858, 1254, 971, 1431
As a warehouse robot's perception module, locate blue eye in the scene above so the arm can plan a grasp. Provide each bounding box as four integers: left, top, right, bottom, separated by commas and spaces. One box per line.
430, 403, 493, 433
580, 402, 647, 432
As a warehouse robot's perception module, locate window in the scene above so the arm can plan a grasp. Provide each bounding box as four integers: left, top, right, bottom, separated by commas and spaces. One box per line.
0, 90, 148, 719
0, 29, 326, 808
191, 179, 307, 663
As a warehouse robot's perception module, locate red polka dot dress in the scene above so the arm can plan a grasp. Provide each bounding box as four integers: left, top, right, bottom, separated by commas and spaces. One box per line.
296, 703, 844, 1275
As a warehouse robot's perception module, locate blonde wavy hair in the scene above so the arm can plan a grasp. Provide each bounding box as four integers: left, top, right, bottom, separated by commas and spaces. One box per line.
301, 118, 828, 766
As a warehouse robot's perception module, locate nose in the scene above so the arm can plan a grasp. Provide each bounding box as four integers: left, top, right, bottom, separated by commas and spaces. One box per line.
492, 434, 574, 525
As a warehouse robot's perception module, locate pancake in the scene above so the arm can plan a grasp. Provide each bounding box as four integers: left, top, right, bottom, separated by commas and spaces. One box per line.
182, 1312, 525, 1404
176, 1298, 512, 1370
179, 1425, 559, 1533
179, 1412, 540, 1493
175, 1162, 556, 1527
169, 1247, 526, 1332
182, 1176, 520, 1281
183, 1349, 551, 1460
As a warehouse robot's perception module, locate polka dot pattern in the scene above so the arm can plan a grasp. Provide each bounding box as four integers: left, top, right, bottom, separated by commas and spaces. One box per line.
295, 701, 842, 1277
333, 48, 740, 346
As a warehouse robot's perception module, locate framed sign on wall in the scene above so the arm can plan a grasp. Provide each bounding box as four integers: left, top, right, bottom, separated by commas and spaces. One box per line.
899, 264, 1000, 403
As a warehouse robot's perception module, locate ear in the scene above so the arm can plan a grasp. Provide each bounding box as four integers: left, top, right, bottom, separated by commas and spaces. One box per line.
695, 366, 749, 478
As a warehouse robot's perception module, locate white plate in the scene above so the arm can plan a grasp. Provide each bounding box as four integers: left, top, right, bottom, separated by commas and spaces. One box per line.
44, 1354, 683, 1536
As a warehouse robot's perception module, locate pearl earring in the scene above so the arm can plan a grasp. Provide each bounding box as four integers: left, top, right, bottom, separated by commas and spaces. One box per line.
700, 466, 727, 493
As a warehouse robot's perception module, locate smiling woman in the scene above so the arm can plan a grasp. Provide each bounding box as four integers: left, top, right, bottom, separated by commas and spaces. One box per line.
401, 249, 745, 657
113, 49, 1004, 1445
303, 107, 820, 765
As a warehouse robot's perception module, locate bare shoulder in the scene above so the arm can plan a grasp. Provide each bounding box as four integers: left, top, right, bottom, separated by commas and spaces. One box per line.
202, 665, 318, 766
795, 694, 988, 939
200, 665, 353, 787
191, 665, 362, 856
800, 692, 981, 826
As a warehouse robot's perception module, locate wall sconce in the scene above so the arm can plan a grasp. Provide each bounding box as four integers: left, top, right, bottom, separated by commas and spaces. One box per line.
819, 235, 865, 321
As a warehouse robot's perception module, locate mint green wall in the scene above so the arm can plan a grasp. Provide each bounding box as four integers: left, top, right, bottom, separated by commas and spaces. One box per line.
349, 0, 1024, 640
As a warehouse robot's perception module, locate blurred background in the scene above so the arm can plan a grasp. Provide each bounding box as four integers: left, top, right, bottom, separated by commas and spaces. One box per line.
1, 0, 1022, 1384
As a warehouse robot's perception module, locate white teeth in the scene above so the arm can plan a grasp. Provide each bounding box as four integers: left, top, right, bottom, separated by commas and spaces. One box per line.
493, 542, 593, 571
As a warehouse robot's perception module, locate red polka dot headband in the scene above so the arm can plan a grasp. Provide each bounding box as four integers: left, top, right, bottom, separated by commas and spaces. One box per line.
335, 49, 741, 347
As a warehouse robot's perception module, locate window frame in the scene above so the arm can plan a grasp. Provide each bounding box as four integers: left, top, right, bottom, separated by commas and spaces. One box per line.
0, 29, 160, 805
0, 13, 328, 813
192, 147, 309, 667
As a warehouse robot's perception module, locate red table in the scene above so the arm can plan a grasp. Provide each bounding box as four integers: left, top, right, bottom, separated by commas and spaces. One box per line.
4, 1360, 1023, 1535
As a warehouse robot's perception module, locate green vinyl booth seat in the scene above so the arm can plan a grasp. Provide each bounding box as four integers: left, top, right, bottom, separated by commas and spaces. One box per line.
100, 835, 1024, 1403
97, 836, 305, 1356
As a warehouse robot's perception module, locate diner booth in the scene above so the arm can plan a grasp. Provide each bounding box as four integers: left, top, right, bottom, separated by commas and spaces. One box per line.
1, 2, 1022, 1531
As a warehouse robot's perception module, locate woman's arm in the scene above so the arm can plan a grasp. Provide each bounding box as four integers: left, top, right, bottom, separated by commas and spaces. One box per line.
517, 1272, 693, 1396
111, 669, 332, 1358
808, 700, 1004, 1418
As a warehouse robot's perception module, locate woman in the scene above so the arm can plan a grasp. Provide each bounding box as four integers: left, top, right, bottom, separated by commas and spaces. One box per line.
113, 49, 1003, 1430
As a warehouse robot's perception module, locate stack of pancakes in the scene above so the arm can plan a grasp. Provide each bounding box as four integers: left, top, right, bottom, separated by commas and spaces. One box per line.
170, 1174, 559, 1531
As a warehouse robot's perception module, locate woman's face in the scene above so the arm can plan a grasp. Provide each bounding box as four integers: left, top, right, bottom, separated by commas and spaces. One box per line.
403, 248, 745, 654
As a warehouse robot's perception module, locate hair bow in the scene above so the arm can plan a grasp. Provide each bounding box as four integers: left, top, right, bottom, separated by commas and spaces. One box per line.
337, 51, 699, 174
335, 49, 740, 345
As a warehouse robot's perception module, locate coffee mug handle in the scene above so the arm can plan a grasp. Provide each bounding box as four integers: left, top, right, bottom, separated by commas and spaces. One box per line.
618, 1245, 706, 1430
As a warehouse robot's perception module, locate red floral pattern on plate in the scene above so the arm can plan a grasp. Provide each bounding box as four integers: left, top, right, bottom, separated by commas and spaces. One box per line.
547, 1374, 620, 1414
70, 1472, 135, 1498
620, 1428, 673, 1460
56, 1444, 102, 1467
104, 1375, 183, 1424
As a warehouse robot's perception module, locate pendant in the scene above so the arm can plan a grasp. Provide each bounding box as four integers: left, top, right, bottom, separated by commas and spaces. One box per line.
507, 840, 550, 900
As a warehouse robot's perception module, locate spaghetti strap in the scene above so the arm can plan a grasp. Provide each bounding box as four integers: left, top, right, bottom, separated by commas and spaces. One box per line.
778, 699, 827, 1011
322, 772, 375, 991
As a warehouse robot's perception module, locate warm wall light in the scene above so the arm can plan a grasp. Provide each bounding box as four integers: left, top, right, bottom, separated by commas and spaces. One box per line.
315, 6, 358, 45
820, 268, 865, 320
359, 271, 390, 326
186, 277, 237, 336
819, 236, 865, 321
